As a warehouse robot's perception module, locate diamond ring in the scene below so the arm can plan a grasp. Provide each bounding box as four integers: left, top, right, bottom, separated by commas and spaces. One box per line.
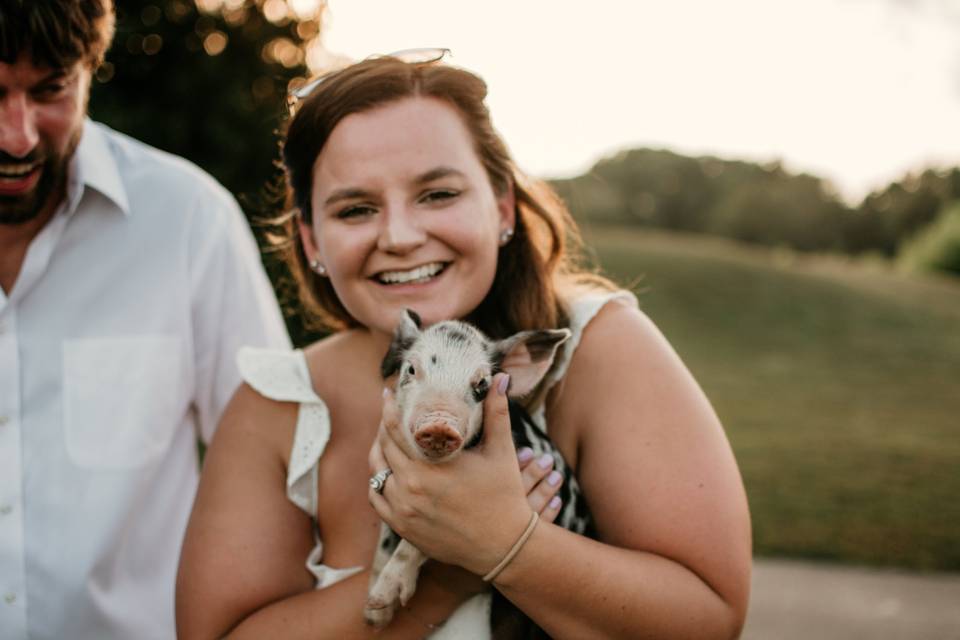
369, 468, 393, 494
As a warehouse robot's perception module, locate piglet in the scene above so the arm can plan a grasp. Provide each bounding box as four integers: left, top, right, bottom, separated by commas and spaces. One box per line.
364, 309, 570, 628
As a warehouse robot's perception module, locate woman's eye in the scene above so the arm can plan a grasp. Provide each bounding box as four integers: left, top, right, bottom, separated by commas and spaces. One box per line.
336, 204, 376, 220
420, 190, 459, 204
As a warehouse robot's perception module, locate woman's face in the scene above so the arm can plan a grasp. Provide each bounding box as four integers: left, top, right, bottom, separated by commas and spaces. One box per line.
302, 96, 514, 336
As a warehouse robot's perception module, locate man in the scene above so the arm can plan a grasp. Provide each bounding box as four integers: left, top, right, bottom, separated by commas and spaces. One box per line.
0, 2, 290, 637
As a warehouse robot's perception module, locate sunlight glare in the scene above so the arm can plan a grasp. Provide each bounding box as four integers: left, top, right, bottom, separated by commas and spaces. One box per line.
289, 0, 324, 20
263, 0, 288, 23
321, 0, 960, 202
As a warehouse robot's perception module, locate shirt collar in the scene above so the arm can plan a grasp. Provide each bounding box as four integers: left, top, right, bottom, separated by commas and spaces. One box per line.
68, 119, 131, 217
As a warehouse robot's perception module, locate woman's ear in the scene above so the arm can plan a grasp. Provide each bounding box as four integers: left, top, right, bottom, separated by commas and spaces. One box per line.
496, 179, 517, 236
298, 215, 321, 263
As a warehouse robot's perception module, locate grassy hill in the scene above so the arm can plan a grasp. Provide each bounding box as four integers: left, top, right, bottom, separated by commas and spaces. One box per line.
582, 225, 960, 571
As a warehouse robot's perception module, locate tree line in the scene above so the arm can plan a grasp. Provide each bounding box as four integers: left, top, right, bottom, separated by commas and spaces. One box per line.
551, 148, 960, 276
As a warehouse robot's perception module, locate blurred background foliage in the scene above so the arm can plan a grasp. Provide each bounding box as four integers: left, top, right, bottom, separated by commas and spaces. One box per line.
90, 0, 331, 344
90, 0, 323, 204
87, 0, 959, 572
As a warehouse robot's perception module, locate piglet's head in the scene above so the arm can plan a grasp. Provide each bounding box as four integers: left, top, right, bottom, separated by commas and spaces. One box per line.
381, 309, 571, 461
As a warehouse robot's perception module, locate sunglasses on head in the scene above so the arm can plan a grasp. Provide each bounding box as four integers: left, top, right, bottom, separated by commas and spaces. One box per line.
286, 47, 451, 115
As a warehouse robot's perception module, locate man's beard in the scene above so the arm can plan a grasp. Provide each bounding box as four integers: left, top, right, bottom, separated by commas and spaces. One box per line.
0, 132, 79, 226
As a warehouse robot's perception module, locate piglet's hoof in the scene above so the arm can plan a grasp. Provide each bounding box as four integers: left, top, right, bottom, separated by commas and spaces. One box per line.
363, 599, 396, 628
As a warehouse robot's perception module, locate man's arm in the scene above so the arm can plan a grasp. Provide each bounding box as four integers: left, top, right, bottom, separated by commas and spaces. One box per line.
187, 190, 290, 442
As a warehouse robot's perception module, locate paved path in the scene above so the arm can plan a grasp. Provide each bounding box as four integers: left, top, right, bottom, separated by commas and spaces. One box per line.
742, 558, 960, 639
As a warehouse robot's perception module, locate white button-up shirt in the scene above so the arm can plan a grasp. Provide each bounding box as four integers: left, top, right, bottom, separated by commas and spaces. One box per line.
0, 121, 290, 639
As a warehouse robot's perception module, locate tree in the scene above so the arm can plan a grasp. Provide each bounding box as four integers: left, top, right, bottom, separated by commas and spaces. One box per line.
849, 168, 960, 256
898, 202, 960, 277
90, 0, 321, 207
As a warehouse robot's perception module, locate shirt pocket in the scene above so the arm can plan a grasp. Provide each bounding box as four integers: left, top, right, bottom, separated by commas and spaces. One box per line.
63, 336, 185, 469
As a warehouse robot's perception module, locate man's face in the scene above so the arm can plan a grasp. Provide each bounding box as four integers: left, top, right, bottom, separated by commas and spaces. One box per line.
0, 55, 89, 226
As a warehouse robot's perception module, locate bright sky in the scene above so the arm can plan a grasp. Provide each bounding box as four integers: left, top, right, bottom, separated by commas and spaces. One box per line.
319, 0, 960, 203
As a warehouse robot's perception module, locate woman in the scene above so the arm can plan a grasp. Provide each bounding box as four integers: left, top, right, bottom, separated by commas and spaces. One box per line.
176, 51, 751, 639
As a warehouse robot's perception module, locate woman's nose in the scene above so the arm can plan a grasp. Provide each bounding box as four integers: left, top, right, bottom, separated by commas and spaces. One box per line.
377, 206, 426, 254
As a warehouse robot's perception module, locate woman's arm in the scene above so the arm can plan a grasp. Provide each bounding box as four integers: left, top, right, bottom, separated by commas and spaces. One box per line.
372, 302, 752, 639
175, 383, 566, 639
175, 384, 462, 639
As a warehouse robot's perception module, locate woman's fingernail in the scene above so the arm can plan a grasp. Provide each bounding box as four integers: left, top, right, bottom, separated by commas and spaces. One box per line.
383, 387, 389, 398
517, 447, 534, 463
549, 496, 562, 510
497, 374, 510, 395
547, 470, 562, 486
537, 453, 554, 470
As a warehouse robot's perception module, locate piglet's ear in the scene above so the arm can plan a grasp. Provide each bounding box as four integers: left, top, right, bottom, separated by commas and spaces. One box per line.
492, 329, 571, 398
381, 309, 422, 378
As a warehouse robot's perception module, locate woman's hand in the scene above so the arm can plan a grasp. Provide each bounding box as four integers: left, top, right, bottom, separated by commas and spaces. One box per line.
368, 374, 561, 577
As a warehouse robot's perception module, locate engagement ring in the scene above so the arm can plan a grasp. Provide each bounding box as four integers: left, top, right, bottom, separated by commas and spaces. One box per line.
369, 468, 393, 494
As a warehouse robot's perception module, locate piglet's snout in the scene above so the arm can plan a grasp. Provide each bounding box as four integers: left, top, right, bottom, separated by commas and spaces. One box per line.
410, 407, 466, 460
414, 420, 463, 459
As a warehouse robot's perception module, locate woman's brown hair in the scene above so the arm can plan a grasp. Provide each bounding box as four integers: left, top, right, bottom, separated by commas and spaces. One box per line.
273, 55, 614, 338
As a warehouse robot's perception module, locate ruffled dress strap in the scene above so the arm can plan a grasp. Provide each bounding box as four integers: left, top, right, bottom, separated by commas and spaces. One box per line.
528, 289, 638, 421
237, 346, 331, 517
546, 289, 637, 391
237, 346, 364, 588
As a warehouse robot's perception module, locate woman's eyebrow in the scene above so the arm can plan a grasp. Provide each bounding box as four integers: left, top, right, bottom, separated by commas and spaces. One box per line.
415, 167, 465, 185
323, 187, 372, 207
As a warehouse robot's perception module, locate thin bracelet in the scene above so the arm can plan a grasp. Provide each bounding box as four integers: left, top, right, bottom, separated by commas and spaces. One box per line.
483, 511, 539, 582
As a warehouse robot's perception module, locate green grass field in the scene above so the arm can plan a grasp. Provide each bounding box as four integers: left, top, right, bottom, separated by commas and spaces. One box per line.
582, 225, 960, 572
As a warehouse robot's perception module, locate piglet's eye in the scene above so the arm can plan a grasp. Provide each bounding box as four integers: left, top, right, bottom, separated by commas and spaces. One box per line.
406, 364, 416, 376
472, 378, 490, 402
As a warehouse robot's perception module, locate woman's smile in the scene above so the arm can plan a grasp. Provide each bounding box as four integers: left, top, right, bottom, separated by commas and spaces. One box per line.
373, 261, 449, 286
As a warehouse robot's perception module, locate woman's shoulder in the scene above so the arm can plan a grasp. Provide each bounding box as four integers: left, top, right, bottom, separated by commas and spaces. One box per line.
225, 342, 338, 470
214, 379, 301, 470
550, 292, 679, 415
568, 291, 660, 367
540, 288, 639, 389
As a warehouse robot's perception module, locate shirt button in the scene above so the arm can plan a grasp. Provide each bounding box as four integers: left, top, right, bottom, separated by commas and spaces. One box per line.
0, 505, 11, 515
3, 593, 15, 604
0, 416, 9, 426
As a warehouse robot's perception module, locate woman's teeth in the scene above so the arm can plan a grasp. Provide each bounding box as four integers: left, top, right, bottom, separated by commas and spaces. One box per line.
378, 262, 445, 284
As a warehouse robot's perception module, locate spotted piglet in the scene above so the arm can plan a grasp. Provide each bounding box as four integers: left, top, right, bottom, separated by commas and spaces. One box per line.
364, 309, 580, 629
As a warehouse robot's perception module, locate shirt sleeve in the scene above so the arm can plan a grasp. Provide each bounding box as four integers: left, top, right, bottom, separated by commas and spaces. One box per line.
186, 187, 291, 444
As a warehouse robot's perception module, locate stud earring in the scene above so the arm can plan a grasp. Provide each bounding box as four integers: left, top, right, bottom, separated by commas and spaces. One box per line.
499, 228, 514, 246
309, 259, 327, 276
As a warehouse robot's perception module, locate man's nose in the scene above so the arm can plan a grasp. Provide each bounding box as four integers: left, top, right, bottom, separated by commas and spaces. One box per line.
378, 205, 427, 254
0, 93, 40, 158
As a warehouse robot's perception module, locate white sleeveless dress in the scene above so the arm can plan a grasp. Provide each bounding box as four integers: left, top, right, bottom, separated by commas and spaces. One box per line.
236, 289, 637, 637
